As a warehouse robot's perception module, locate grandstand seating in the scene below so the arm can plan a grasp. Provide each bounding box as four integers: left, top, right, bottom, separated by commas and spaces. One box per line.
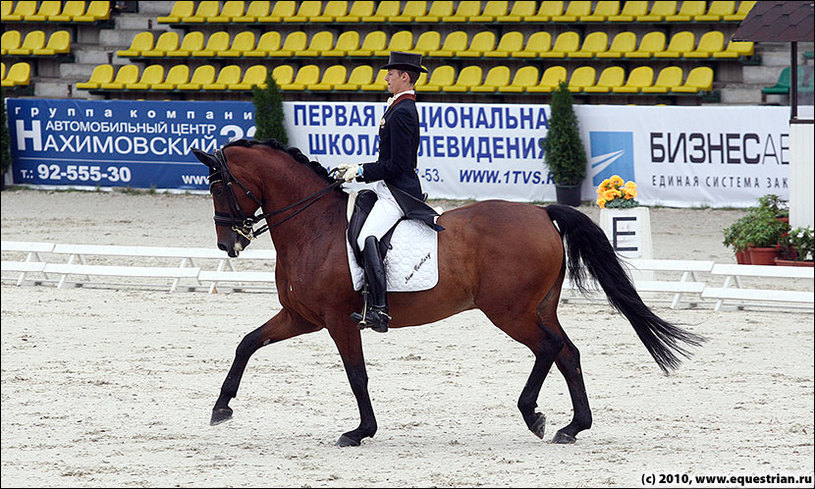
336, 1, 374, 22
416, 65, 455, 92
323, 31, 360, 57
471, 65, 510, 93
204, 65, 242, 90
642, 66, 684, 93
673, 66, 714, 93
612, 65, 654, 93
177, 65, 216, 90
471, 0, 508, 22
76, 63, 114, 89
1, 62, 31, 87
311, 65, 347, 91
527, 66, 568, 93
497, 65, 539, 93
584, 66, 625, 93
126, 64, 164, 90
1, 31, 22, 56
100, 64, 138, 90
151, 64, 190, 90
334, 65, 373, 90
244, 31, 281, 57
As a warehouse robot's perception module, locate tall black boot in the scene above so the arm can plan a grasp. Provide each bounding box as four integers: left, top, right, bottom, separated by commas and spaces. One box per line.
358, 235, 390, 333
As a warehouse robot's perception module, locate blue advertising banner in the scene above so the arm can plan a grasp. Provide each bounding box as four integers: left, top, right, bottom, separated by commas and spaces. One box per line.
7, 98, 256, 190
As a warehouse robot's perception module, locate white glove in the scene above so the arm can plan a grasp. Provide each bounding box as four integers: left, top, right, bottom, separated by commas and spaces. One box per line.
335, 163, 363, 182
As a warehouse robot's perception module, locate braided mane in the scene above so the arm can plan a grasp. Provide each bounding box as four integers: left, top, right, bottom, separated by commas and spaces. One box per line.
224, 138, 338, 187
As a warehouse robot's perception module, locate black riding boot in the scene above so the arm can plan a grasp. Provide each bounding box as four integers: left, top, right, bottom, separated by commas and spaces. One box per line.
357, 236, 390, 333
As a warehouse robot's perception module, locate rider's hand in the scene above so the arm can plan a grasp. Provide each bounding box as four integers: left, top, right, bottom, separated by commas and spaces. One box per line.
335, 163, 362, 182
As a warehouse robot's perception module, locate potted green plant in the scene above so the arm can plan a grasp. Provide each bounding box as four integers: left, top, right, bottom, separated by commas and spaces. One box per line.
542, 81, 587, 207
776, 226, 814, 266
739, 207, 789, 265
722, 214, 753, 264
756, 194, 789, 222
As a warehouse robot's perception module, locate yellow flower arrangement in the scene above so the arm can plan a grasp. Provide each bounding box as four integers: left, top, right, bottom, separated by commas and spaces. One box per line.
596, 175, 639, 209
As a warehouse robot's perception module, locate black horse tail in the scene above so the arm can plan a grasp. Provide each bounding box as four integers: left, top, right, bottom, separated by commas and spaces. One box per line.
545, 204, 706, 374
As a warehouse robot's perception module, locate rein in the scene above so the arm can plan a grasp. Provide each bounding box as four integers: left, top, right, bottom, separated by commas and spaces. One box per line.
210, 148, 342, 241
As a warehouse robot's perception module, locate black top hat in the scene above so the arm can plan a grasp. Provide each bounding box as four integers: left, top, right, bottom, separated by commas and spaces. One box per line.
381, 51, 428, 73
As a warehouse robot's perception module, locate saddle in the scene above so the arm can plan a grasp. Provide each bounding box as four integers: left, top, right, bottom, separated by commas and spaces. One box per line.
346, 189, 397, 266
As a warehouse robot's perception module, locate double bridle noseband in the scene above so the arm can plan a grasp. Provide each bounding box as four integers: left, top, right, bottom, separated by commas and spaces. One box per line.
209, 148, 342, 241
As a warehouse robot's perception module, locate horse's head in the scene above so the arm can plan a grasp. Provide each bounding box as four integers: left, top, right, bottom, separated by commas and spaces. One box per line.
192, 147, 261, 257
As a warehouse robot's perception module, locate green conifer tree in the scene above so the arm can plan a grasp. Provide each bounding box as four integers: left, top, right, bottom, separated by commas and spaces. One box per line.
542, 81, 587, 186
252, 72, 288, 145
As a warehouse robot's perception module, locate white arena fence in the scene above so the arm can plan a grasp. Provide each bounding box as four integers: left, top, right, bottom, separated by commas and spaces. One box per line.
2, 240, 813, 312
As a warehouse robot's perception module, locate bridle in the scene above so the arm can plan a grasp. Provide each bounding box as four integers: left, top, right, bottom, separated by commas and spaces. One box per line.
208, 148, 342, 242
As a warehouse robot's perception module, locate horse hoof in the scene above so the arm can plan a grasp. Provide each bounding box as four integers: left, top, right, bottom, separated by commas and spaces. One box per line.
552, 431, 576, 444
210, 407, 233, 426
531, 413, 546, 439
335, 434, 360, 447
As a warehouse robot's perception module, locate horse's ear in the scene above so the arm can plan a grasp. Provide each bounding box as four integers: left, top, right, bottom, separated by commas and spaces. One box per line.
191, 148, 218, 169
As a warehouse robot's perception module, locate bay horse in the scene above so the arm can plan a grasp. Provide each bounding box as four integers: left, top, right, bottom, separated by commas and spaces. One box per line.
193, 139, 704, 447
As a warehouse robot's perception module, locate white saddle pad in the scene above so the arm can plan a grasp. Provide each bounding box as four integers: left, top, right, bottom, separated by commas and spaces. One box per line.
345, 194, 440, 293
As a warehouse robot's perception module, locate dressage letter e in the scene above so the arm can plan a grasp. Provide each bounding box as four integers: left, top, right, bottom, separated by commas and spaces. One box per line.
611, 216, 638, 252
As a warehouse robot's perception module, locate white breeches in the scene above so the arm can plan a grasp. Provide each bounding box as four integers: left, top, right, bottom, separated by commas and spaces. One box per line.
358, 181, 405, 251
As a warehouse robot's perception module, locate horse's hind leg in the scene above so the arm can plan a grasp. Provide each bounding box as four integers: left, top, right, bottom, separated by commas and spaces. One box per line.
211, 308, 318, 426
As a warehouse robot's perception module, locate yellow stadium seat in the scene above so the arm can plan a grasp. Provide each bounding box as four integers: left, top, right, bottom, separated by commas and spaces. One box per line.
684, 31, 724, 58
458, 31, 495, 58
391, 1, 428, 22
282, 65, 320, 90
126, 64, 164, 90
50, 1, 88, 21
181, 0, 218, 23
516, 31, 552, 58
27, 1, 61, 22
324, 31, 360, 57
641, 66, 684, 93
194, 32, 230, 57
204, 65, 242, 90
360, 69, 387, 91
416, 65, 455, 92
415, 1, 453, 22
152, 64, 190, 90
273, 31, 307, 57
527, 1, 564, 22
713, 40, 754, 59
261, 0, 294, 21
566, 66, 596, 92
4, 1, 37, 21
219, 31, 255, 57
145, 31, 180, 57
350, 31, 386, 56
497, 65, 540, 93
723, 0, 756, 21
295, 31, 334, 57
583, 66, 625, 93
1, 62, 6, 80
430, 31, 467, 57
334, 65, 373, 90
33, 30, 71, 56
375, 31, 413, 57
232, 65, 268, 90
665, 0, 705, 21
471, 1, 508, 22
164, 31, 198, 57
0, 2, 12, 20
272, 65, 294, 86
1, 31, 22, 56
626, 31, 666, 58
244, 31, 281, 57
443, 66, 483, 92
8, 31, 45, 56
672, 66, 713, 93
362, 1, 399, 21
209, 1, 246, 22
117, 32, 153, 58
287, 1, 321, 22
553, 1, 591, 22
654, 31, 695, 58
497, 0, 535, 21
311, 65, 347, 91
570, 31, 608, 58
337, 1, 374, 22
527, 66, 567, 93
312, 1, 348, 22
74, 1, 110, 22
596, 31, 636, 58
608, 0, 647, 21
470, 65, 510, 93
695, 1, 736, 21
76, 64, 114, 89
443, 1, 481, 22
611, 66, 654, 93
177, 65, 216, 90
234, 1, 269, 22
413, 31, 442, 56
158, 1, 193, 23
581, 1, 620, 21
1, 62, 31, 87
485, 31, 523, 58
100, 64, 139, 90
638, 1, 677, 22
539, 31, 579, 58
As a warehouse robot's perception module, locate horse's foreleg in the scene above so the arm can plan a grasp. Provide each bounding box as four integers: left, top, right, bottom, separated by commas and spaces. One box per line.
551, 333, 592, 444
516, 323, 564, 441
210, 308, 317, 426
327, 320, 377, 447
